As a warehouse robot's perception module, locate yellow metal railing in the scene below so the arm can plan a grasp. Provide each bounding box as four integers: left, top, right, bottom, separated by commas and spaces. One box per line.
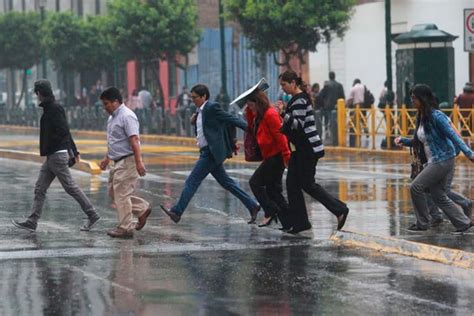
336, 98, 473, 149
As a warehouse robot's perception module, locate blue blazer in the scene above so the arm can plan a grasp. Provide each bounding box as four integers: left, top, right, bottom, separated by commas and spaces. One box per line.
200, 101, 247, 164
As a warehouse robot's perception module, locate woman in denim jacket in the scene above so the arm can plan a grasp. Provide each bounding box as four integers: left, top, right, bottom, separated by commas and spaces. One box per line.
395, 84, 474, 234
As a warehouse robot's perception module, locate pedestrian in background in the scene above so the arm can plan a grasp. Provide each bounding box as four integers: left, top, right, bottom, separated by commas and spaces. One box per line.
215, 87, 231, 111
12, 79, 100, 232
245, 88, 291, 227
138, 86, 153, 110
454, 82, 474, 146
277, 70, 349, 234
311, 82, 321, 110
394, 84, 474, 234
99, 87, 151, 239
159, 84, 260, 224
346, 78, 364, 108
128, 89, 142, 111
177, 86, 191, 130
318, 71, 345, 131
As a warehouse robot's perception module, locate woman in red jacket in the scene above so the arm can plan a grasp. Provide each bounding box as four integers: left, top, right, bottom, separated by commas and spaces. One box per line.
245, 89, 291, 227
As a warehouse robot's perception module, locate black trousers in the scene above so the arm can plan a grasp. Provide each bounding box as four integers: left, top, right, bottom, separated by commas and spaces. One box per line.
285, 150, 348, 230
249, 154, 289, 219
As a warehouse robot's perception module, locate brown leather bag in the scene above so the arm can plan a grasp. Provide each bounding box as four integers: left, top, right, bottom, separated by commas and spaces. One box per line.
410, 145, 423, 180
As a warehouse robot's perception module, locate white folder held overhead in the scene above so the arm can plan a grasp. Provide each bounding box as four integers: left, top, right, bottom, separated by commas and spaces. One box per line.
229, 78, 269, 108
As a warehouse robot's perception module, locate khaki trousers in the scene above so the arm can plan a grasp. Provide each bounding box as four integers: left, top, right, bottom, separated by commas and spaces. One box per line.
109, 156, 149, 231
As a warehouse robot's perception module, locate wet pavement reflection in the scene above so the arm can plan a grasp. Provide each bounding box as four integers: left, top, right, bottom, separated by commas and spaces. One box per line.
0, 130, 473, 314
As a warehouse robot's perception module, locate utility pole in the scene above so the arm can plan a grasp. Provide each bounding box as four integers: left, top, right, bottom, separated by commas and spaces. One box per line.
385, 0, 392, 92
39, 0, 47, 78
218, 0, 229, 111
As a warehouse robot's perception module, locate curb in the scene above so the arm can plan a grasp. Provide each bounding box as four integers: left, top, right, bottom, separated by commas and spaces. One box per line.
330, 230, 474, 270
1, 125, 470, 162
0, 149, 102, 175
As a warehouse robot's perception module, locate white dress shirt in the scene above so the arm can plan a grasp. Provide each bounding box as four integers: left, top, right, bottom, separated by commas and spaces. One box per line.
196, 101, 209, 148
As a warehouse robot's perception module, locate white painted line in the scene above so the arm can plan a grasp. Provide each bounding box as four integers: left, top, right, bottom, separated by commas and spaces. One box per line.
0, 240, 317, 261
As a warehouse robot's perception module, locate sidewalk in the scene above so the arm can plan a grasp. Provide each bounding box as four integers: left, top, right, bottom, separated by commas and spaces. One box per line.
0, 126, 473, 269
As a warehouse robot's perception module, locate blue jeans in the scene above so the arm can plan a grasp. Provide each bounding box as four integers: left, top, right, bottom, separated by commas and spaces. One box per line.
172, 147, 258, 215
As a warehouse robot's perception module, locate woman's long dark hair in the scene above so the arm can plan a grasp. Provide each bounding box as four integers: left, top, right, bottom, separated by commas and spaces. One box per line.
279, 70, 302, 86
410, 84, 438, 126
247, 89, 270, 117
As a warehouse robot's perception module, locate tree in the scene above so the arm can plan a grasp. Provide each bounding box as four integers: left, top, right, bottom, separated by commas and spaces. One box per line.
42, 12, 89, 105
0, 12, 41, 107
42, 12, 117, 106
225, 0, 356, 71
107, 0, 200, 105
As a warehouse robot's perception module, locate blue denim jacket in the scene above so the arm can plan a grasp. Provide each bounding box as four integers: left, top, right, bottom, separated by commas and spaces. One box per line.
400, 110, 473, 163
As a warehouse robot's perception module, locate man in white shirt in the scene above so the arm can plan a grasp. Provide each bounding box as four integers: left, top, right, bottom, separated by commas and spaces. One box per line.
346, 78, 365, 108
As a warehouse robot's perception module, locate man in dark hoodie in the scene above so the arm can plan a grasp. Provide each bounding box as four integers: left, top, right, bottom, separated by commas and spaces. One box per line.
12, 79, 100, 232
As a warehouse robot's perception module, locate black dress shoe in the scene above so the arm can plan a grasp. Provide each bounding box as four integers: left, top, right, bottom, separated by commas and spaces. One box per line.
407, 223, 428, 232
159, 205, 181, 223
337, 208, 349, 231
287, 224, 312, 234
247, 205, 261, 224
258, 213, 278, 227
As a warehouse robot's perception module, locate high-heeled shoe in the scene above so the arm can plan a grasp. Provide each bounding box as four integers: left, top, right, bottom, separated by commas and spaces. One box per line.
337, 208, 349, 231
258, 213, 278, 227
247, 205, 261, 224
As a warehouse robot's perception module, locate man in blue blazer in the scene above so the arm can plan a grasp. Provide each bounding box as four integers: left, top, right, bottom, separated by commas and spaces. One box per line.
160, 84, 260, 223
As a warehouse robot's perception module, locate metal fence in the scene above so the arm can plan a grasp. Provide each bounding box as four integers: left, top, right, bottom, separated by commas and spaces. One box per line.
0, 105, 201, 137
336, 100, 473, 149
0, 105, 332, 147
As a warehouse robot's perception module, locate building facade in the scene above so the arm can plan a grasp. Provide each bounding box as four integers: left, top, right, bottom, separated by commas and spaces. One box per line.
0, 0, 282, 110
309, 0, 474, 104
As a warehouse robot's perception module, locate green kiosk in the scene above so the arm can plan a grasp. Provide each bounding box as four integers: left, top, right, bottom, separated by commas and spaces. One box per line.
394, 24, 458, 106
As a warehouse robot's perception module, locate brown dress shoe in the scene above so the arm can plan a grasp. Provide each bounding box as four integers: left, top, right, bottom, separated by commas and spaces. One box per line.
136, 207, 152, 231
107, 227, 133, 239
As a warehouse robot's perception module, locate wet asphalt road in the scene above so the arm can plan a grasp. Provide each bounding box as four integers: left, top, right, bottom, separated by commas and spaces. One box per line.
0, 131, 473, 315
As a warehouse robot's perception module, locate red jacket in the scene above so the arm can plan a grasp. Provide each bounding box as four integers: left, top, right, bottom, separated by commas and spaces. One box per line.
246, 106, 291, 165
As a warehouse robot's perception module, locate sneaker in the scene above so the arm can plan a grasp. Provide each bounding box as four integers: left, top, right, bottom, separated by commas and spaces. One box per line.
430, 218, 444, 227
11, 219, 37, 232
80, 214, 101, 231
407, 224, 428, 232
451, 222, 473, 235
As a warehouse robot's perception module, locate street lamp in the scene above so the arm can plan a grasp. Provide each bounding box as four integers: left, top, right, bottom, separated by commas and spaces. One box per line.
39, 0, 47, 78
218, 0, 230, 111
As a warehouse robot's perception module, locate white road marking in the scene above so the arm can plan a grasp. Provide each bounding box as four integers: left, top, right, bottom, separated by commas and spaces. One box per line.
0, 240, 318, 261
